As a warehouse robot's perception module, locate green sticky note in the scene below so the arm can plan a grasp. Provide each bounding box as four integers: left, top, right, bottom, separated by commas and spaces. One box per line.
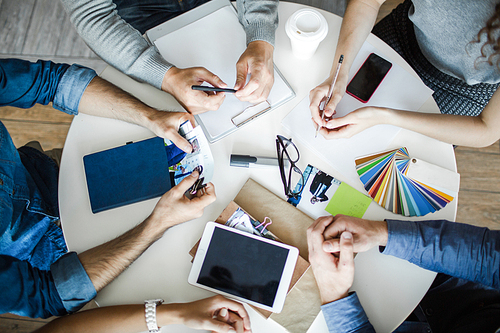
325, 182, 372, 218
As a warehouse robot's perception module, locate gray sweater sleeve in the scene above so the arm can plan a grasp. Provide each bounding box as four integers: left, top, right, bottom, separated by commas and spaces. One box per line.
61, 0, 279, 89
237, 0, 279, 47
60, 0, 172, 89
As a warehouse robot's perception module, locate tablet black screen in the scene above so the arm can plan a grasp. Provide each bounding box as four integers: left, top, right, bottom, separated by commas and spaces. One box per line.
197, 227, 289, 307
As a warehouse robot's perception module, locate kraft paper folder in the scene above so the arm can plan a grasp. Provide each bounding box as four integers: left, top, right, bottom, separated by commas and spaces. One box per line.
83, 137, 172, 214
146, 0, 295, 143
190, 179, 321, 333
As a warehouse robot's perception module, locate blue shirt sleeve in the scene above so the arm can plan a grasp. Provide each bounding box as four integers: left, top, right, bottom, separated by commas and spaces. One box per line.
383, 219, 500, 289
51, 252, 97, 314
0, 58, 96, 115
0, 252, 96, 318
321, 293, 375, 333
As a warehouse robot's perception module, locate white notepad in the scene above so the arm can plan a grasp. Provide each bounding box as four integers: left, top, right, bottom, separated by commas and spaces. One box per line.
146, 0, 295, 143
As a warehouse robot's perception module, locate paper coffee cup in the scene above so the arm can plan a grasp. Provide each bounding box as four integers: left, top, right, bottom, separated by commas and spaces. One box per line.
285, 9, 328, 59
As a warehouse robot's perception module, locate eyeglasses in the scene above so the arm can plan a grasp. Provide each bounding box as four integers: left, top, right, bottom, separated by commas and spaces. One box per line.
276, 135, 304, 199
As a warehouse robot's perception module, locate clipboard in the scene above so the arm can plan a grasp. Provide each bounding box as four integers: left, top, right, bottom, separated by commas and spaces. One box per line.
146, 0, 295, 143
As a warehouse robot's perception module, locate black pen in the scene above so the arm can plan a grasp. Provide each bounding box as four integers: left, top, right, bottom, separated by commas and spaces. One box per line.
191, 85, 237, 93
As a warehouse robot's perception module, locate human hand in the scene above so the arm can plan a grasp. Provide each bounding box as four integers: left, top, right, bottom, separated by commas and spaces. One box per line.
234, 40, 274, 103
321, 214, 388, 253
317, 106, 386, 139
165, 295, 251, 333
148, 170, 216, 231
162, 67, 227, 114
309, 74, 348, 131
144, 111, 195, 153
307, 216, 355, 305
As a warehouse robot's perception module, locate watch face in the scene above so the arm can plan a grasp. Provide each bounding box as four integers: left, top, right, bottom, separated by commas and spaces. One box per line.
145, 299, 164, 305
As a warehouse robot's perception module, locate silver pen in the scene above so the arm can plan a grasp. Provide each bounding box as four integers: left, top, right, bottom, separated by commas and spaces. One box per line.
315, 54, 344, 138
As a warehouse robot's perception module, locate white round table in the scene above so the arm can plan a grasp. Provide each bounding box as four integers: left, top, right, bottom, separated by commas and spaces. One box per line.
59, 2, 457, 332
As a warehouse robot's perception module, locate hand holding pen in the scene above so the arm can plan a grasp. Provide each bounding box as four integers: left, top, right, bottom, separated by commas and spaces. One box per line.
162, 67, 228, 114
310, 55, 344, 138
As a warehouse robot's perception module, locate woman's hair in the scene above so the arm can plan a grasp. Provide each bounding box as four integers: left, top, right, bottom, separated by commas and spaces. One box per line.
473, 2, 500, 69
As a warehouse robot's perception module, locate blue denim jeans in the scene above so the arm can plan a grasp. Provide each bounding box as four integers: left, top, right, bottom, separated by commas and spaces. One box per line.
113, 0, 211, 34
0, 122, 66, 271
0, 59, 98, 318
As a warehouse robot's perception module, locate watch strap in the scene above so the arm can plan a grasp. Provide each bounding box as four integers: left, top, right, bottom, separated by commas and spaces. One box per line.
145, 299, 163, 333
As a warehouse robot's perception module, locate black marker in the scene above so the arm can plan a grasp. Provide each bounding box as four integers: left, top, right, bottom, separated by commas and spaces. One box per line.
191, 85, 237, 93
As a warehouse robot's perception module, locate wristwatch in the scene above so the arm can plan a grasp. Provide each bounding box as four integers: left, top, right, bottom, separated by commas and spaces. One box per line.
144, 299, 164, 333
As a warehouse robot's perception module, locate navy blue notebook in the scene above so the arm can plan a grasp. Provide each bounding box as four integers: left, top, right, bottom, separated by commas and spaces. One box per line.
83, 137, 172, 214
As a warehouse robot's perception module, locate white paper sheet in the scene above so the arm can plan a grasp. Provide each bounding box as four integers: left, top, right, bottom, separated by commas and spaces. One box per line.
282, 42, 434, 184
153, 5, 295, 142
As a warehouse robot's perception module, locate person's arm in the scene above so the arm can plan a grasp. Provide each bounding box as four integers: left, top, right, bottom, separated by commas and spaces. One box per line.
233, 0, 278, 103
237, 0, 278, 47
61, 0, 228, 114
60, 0, 170, 90
0, 59, 89, 110
79, 75, 194, 152
0, 173, 215, 318
382, 219, 500, 289
322, 215, 500, 289
310, 0, 385, 128
319, 86, 500, 147
33, 295, 251, 333
0, 58, 194, 152
321, 294, 376, 333
307, 216, 376, 333
78, 171, 215, 292
34, 296, 251, 333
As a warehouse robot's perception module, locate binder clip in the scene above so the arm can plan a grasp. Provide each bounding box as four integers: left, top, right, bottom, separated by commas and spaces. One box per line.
188, 165, 205, 195
255, 216, 272, 233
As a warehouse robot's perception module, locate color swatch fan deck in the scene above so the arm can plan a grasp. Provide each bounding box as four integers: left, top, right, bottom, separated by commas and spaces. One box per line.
355, 148, 460, 217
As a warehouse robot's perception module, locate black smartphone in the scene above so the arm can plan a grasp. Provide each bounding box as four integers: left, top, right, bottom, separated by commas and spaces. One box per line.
346, 53, 392, 103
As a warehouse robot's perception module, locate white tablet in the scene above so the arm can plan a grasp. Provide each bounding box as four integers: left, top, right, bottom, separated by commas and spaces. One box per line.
188, 222, 299, 313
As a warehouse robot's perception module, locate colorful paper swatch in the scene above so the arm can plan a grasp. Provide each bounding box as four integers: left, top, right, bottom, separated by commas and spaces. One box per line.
355, 148, 460, 217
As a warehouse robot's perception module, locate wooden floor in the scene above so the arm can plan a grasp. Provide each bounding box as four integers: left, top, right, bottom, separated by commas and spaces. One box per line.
1, 0, 500, 331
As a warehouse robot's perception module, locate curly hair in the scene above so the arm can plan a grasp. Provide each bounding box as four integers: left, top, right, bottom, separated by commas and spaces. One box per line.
473, 2, 500, 69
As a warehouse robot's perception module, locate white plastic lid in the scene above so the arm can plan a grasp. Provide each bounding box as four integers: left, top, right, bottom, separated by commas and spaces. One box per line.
285, 9, 328, 42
